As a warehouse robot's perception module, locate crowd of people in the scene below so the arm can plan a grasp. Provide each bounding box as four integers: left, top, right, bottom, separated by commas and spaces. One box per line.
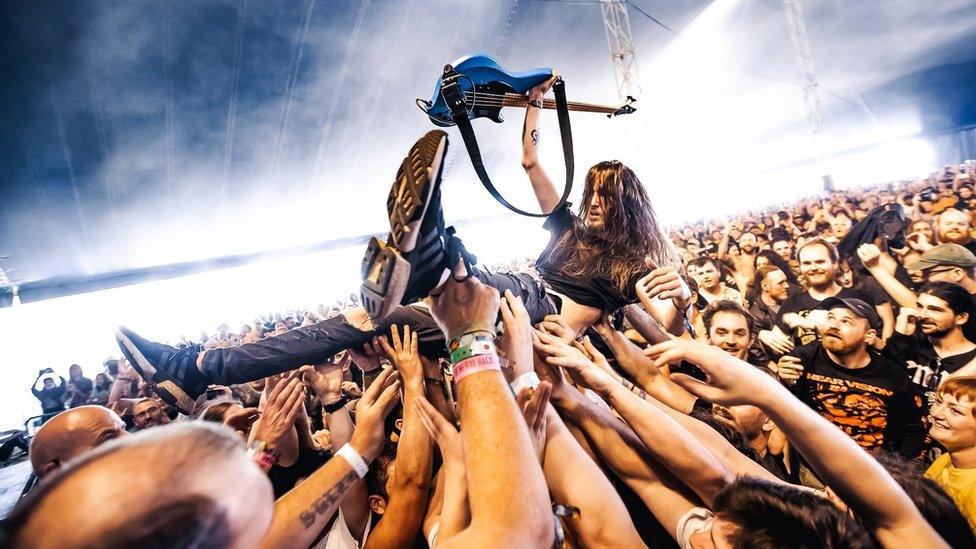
7, 77, 976, 547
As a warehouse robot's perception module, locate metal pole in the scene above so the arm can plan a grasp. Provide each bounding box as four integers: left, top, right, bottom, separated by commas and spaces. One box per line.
783, 0, 833, 191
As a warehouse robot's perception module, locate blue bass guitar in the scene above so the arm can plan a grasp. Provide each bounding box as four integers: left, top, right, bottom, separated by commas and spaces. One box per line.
417, 54, 635, 217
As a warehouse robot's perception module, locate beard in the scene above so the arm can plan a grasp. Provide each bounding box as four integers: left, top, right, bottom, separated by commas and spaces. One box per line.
920, 321, 954, 339
940, 229, 970, 244
804, 270, 834, 290
822, 330, 858, 355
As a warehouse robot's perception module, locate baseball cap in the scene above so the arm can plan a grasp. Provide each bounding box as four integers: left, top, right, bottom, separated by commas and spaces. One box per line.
906, 243, 976, 271
820, 297, 882, 330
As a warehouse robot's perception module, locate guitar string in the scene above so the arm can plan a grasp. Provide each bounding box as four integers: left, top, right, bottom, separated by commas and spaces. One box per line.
462, 93, 609, 107
466, 98, 613, 112
462, 92, 624, 110
469, 102, 612, 113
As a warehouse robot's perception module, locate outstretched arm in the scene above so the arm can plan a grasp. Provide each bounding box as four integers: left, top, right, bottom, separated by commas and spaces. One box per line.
858, 244, 918, 308
427, 280, 553, 548
537, 331, 733, 507
540, 403, 646, 547
365, 327, 434, 549
261, 371, 401, 549
521, 77, 560, 213
649, 339, 948, 549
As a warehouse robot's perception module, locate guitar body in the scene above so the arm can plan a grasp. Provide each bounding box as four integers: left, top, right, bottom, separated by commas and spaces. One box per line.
424, 54, 553, 127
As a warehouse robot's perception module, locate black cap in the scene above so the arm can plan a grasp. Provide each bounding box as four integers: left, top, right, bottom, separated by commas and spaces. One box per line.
820, 297, 882, 330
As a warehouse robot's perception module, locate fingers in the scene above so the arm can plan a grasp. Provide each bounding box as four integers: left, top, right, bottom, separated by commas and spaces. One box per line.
285, 387, 307, 422
644, 256, 658, 270
580, 336, 606, 363
361, 367, 395, 404
390, 324, 403, 352
530, 382, 551, 430
500, 291, 516, 326
378, 333, 394, 357
267, 371, 295, 406
374, 379, 403, 417
410, 329, 418, 355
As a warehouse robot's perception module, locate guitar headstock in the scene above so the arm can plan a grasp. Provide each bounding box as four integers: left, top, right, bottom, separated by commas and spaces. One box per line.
608, 95, 637, 118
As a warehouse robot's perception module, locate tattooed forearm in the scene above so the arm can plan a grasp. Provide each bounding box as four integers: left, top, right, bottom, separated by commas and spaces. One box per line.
299, 469, 360, 529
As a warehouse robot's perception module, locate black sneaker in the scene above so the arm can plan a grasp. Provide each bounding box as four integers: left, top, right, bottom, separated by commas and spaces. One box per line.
114, 326, 211, 415
360, 130, 475, 319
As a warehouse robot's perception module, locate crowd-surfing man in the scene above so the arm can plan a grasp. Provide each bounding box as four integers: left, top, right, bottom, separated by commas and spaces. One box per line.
9, 81, 976, 547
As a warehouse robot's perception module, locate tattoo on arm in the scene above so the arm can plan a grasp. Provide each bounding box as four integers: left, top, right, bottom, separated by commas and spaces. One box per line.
299, 469, 360, 529
531, 129, 540, 147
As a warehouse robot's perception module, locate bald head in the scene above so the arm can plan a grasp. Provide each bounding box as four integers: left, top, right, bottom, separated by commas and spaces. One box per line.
30, 406, 127, 478
8, 423, 273, 548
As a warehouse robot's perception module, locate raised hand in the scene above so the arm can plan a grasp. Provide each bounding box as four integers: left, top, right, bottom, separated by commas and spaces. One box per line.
415, 396, 463, 465
223, 407, 260, 439
516, 382, 552, 464
637, 257, 692, 311
645, 338, 781, 406
757, 329, 794, 355
250, 373, 306, 464
347, 339, 384, 373
300, 361, 344, 403
351, 368, 402, 461
533, 330, 615, 396
856, 243, 882, 268
378, 326, 423, 385
499, 289, 535, 375
527, 74, 558, 102
536, 314, 576, 344
429, 277, 500, 342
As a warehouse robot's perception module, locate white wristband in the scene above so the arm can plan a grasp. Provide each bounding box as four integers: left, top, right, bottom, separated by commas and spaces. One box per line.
337, 443, 369, 479
510, 371, 540, 395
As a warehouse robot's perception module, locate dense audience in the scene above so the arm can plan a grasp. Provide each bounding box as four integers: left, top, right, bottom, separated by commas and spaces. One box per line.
8, 160, 976, 547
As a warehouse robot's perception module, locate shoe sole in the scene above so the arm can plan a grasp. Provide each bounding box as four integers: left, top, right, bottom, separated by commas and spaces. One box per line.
361, 131, 447, 319
388, 130, 447, 252
115, 328, 197, 414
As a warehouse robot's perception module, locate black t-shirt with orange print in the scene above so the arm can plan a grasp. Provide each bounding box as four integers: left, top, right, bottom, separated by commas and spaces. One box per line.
790, 342, 927, 458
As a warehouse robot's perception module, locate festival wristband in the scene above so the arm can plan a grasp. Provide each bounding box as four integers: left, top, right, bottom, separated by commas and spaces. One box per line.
452, 354, 502, 383
510, 371, 540, 395
337, 443, 369, 479
448, 330, 495, 351
528, 99, 543, 109
447, 324, 495, 342
247, 441, 280, 473
450, 337, 497, 364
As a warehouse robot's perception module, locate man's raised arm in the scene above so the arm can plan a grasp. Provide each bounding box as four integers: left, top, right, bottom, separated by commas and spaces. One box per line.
521, 77, 561, 213
427, 278, 553, 548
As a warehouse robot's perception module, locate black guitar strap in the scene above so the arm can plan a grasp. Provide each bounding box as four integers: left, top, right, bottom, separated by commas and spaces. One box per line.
440, 69, 574, 217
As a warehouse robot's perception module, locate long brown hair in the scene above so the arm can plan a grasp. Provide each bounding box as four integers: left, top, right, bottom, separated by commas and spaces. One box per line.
550, 161, 680, 293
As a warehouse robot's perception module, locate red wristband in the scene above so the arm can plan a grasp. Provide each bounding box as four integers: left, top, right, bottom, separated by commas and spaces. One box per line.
452, 354, 501, 383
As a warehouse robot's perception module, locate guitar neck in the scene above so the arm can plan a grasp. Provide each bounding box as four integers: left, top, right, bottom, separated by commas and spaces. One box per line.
501, 93, 619, 115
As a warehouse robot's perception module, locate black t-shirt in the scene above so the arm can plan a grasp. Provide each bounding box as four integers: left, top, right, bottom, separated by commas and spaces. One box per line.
536, 203, 639, 311
883, 332, 976, 463
790, 343, 926, 457
776, 287, 879, 346
883, 332, 976, 392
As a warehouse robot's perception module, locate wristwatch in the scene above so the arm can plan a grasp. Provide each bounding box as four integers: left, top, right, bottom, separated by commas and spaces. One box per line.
247, 440, 280, 472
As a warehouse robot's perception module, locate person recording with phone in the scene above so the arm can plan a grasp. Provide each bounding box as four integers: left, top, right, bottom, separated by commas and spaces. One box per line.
31, 368, 67, 421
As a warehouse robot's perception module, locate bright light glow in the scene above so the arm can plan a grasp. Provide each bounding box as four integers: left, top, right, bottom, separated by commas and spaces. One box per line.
0, 245, 365, 430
